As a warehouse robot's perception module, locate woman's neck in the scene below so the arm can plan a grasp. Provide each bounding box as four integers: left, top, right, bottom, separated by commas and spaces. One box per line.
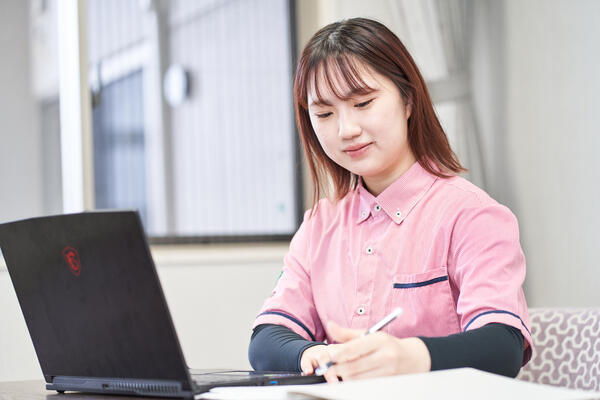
362, 154, 417, 196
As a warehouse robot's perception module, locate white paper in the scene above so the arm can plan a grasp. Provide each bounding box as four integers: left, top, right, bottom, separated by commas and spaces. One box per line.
196, 384, 320, 400
197, 368, 600, 400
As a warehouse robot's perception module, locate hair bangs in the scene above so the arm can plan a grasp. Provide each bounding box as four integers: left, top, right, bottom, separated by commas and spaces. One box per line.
309, 54, 376, 107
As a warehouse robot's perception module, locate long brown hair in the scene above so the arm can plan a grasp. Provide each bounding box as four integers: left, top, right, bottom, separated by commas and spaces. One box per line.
294, 18, 465, 208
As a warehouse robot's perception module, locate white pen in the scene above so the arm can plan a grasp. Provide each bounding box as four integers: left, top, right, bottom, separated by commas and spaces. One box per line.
315, 307, 403, 376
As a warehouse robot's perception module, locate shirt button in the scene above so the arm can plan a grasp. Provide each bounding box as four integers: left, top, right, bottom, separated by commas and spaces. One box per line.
357, 306, 365, 315
395, 210, 403, 218
361, 210, 367, 218
374, 205, 381, 212
365, 247, 374, 255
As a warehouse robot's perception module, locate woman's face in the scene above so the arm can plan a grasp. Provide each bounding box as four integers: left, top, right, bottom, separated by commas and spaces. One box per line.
307, 63, 416, 196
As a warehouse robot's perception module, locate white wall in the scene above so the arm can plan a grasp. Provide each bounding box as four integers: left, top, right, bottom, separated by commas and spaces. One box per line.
505, 0, 600, 306
0, 1, 43, 224
0, 265, 41, 381
0, 0, 45, 381
153, 245, 286, 371
473, 0, 600, 307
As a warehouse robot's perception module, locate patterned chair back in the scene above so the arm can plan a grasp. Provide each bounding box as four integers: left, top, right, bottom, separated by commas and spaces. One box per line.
517, 308, 600, 391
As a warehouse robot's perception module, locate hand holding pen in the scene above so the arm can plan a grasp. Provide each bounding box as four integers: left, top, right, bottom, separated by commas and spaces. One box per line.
314, 307, 404, 376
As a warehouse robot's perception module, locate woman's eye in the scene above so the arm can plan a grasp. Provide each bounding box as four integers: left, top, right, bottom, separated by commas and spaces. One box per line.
355, 99, 374, 108
315, 112, 332, 119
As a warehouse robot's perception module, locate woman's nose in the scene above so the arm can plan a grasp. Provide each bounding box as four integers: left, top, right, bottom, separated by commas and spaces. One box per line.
338, 112, 361, 139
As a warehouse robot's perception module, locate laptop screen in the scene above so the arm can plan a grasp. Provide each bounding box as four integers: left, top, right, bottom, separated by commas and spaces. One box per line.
0, 211, 191, 388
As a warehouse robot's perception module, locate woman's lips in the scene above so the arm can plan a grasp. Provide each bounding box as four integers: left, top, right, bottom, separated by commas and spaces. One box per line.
343, 142, 372, 158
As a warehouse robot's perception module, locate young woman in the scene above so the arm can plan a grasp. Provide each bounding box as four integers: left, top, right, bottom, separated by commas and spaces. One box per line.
249, 18, 532, 382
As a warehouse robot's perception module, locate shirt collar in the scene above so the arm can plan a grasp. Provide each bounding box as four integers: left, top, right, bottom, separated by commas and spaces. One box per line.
355, 161, 438, 225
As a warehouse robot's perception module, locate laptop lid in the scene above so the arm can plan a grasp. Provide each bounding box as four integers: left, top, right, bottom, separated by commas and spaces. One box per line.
0, 211, 193, 394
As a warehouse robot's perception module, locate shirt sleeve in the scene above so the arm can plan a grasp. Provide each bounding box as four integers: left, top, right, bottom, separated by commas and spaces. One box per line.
252, 211, 325, 342
248, 324, 325, 372
448, 201, 533, 364
251, 322, 523, 376
420, 323, 524, 377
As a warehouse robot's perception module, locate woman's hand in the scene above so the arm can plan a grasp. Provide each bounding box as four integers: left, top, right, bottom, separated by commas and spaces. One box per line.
300, 344, 343, 383
316, 321, 432, 382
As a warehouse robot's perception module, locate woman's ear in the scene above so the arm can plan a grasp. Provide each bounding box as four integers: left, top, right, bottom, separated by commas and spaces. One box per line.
403, 94, 413, 119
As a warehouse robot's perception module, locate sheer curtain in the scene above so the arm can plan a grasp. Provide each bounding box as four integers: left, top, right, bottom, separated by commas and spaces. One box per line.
387, 0, 486, 188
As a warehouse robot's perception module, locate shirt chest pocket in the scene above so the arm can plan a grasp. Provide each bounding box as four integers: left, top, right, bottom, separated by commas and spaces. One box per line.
388, 266, 460, 338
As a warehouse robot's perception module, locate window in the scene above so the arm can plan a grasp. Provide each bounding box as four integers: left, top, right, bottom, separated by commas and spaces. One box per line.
92, 70, 148, 226
39, 0, 301, 241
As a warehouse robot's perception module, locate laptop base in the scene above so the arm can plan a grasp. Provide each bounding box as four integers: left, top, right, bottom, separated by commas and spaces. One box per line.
47, 376, 191, 398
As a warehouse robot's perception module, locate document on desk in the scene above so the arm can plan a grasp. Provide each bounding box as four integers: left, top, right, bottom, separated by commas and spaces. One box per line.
197, 368, 600, 400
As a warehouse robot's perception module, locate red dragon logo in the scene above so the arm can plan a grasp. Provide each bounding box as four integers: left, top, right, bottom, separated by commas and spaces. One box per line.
62, 246, 81, 277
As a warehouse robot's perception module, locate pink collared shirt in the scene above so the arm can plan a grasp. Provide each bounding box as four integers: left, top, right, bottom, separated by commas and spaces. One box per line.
253, 161, 533, 364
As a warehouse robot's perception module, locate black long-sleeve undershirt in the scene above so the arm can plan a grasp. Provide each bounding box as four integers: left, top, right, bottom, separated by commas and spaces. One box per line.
249, 322, 524, 378
249, 324, 326, 372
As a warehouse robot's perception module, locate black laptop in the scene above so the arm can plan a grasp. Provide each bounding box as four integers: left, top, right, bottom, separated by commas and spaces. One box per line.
0, 211, 324, 398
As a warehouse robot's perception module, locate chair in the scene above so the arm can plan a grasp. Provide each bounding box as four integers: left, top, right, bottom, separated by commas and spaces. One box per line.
517, 308, 600, 391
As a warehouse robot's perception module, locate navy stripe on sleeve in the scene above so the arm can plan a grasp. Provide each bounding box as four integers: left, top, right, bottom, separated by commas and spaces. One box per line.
464, 309, 531, 335
258, 311, 316, 341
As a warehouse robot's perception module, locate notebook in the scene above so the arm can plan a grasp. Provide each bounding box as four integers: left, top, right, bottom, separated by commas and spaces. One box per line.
0, 210, 324, 398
